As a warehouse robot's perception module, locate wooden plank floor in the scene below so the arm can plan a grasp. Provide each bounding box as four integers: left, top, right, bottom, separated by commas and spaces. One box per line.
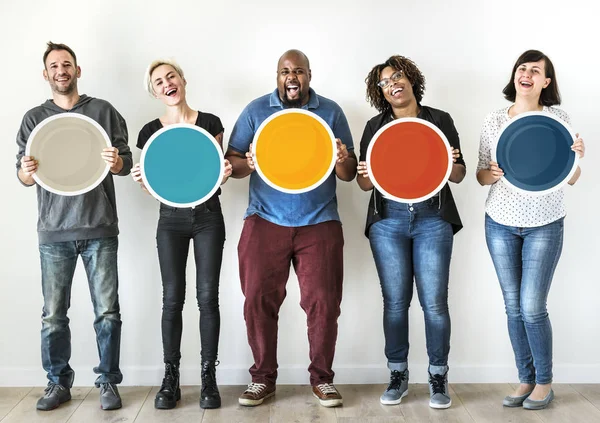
1, 384, 600, 422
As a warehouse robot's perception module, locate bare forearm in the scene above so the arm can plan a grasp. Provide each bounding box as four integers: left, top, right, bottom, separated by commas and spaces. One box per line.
449, 164, 466, 184
356, 173, 374, 191
476, 169, 498, 186
568, 166, 581, 185
335, 157, 357, 181
226, 154, 253, 179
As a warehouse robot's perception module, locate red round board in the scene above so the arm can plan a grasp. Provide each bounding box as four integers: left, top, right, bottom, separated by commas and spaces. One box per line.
366, 118, 452, 203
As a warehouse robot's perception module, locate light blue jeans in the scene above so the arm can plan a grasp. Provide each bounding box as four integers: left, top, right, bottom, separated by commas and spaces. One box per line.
485, 214, 564, 385
369, 198, 453, 368
39, 236, 122, 388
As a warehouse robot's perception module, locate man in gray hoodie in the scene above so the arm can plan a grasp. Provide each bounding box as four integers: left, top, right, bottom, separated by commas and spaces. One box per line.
15, 42, 132, 411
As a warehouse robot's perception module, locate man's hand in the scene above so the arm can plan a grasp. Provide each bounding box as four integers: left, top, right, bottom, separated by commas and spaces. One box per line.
336, 138, 349, 163
21, 155, 38, 176
102, 147, 123, 174
245, 143, 256, 171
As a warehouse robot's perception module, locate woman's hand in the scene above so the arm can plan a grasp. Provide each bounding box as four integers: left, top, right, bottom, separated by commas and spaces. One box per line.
131, 163, 142, 182
452, 148, 461, 162
572, 133, 585, 158
131, 163, 149, 192
488, 161, 504, 182
221, 159, 233, 185
357, 161, 370, 178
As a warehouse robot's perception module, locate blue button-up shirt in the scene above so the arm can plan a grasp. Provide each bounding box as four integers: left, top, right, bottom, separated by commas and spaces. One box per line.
229, 88, 354, 227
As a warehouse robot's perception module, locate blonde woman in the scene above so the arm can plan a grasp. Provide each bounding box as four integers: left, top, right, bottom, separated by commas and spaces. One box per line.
131, 59, 232, 409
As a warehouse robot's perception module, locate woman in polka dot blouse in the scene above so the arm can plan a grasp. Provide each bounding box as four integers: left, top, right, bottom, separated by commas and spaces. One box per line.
476, 49, 585, 410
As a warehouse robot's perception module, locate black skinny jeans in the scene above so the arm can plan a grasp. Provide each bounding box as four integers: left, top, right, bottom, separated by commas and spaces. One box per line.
156, 197, 225, 364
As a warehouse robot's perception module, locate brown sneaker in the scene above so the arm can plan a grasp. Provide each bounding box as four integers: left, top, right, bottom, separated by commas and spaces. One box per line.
312, 383, 343, 407
238, 382, 276, 406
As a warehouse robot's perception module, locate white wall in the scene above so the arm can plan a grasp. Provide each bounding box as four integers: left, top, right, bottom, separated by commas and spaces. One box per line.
1, 0, 598, 386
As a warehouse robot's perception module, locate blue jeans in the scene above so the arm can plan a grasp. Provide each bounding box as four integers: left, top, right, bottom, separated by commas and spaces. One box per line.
369, 198, 453, 368
39, 236, 122, 388
485, 214, 564, 385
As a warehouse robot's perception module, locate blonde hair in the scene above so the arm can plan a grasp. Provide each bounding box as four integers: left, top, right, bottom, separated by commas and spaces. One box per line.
144, 59, 185, 96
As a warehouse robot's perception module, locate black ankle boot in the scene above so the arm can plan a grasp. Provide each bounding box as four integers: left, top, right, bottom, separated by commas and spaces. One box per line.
155, 362, 181, 409
200, 360, 221, 409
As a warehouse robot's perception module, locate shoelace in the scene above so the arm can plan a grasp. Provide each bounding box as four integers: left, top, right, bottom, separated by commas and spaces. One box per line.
44, 383, 63, 397
429, 373, 447, 395
316, 383, 338, 395
201, 361, 220, 380
201, 361, 219, 391
387, 370, 408, 391
100, 383, 117, 396
160, 364, 179, 391
244, 382, 267, 395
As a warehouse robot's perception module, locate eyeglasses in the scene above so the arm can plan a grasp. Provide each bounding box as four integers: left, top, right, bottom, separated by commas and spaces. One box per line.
377, 70, 404, 89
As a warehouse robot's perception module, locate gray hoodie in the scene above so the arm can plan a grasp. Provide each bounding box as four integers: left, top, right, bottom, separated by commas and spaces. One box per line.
16, 95, 133, 244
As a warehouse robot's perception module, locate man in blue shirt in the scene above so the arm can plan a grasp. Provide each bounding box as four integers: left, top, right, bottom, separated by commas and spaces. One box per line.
226, 49, 356, 408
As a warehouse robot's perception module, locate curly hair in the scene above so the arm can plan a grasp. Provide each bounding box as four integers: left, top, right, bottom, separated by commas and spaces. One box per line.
365, 55, 426, 113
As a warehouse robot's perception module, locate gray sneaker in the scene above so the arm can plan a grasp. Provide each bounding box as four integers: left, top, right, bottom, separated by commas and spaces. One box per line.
99, 383, 122, 410
428, 369, 451, 409
36, 383, 71, 411
380, 370, 409, 405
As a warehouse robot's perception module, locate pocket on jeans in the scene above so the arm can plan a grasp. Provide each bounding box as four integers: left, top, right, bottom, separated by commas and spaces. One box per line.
159, 206, 176, 218
205, 198, 222, 213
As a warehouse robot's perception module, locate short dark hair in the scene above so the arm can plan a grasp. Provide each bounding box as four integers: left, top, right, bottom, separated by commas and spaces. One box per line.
365, 55, 426, 114
503, 50, 561, 106
43, 42, 77, 68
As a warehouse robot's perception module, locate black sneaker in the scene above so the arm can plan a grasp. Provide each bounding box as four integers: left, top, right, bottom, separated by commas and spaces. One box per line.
99, 383, 122, 410
36, 383, 71, 411
155, 363, 181, 409
200, 360, 221, 409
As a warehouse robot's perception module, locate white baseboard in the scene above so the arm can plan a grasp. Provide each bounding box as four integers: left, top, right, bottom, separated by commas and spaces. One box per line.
2, 364, 599, 386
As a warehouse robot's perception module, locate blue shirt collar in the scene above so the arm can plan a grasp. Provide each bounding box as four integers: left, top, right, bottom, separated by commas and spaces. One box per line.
269, 88, 320, 110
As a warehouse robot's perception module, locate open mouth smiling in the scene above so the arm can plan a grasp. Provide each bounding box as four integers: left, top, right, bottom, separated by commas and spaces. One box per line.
286, 84, 299, 96
391, 86, 404, 97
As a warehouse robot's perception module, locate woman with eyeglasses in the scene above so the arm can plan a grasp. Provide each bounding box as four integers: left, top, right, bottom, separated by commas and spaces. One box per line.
131, 59, 232, 410
477, 50, 584, 410
356, 55, 465, 409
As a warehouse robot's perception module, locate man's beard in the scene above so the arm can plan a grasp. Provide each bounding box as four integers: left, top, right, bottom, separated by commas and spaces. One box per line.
50, 79, 77, 95
281, 93, 304, 108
